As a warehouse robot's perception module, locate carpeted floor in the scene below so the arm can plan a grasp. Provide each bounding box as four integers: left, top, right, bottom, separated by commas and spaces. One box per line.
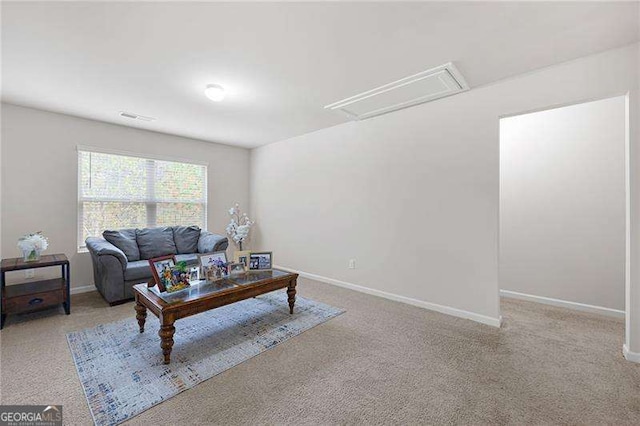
1, 277, 638, 425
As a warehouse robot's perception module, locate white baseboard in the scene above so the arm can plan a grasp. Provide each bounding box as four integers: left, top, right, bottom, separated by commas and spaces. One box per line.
70, 284, 97, 295
275, 265, 502, 328
623, 344, 640, 363
500, 289, 625, 318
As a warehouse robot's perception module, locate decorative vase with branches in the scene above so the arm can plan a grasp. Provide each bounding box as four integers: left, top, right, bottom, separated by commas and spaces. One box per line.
226, 203, 254, 251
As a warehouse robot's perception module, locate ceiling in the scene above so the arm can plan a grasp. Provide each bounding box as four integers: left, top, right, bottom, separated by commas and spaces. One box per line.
2, 1, 638, 148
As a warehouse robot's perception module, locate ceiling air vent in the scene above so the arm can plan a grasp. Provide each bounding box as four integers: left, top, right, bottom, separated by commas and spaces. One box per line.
119, 111, 156, 122
324, 62, 469, 120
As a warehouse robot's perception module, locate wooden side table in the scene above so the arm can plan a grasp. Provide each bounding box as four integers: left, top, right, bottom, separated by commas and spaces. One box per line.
0, 253, 70, 329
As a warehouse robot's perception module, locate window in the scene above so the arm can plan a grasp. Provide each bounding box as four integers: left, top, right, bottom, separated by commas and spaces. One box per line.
78, 148, 207, 249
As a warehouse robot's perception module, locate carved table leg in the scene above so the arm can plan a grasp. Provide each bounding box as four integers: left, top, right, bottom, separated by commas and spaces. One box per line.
287, 279, 297, 314
134, 301, 147, 333
159, 323, 176, 364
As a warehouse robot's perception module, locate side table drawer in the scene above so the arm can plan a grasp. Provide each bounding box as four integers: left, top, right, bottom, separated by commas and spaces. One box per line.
5, 290, 64, 314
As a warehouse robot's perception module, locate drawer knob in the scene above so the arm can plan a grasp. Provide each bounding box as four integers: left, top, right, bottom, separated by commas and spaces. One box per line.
28, 298, 44, 306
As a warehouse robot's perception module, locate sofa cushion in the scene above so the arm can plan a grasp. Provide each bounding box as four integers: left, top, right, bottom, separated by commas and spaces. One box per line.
102, 229, 140, 261
124, 260, 152, 282
198, 232, 229, 254
172, 226, 201, 254
175, 253, 199, 266
136, 227, 177, 259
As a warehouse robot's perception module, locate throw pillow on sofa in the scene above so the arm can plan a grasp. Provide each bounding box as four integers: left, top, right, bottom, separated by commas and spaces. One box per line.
136, 227, 177, 259
103, 228, 140, 261
173, 225, 201, 254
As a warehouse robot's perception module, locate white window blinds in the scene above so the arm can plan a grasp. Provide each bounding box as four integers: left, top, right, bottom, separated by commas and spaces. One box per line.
78, 149, 207, 249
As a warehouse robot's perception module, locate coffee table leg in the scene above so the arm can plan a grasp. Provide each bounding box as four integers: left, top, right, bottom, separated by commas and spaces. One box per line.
159, 323, 176, 364
135, 301, 147, 333
287, 279, 297, 314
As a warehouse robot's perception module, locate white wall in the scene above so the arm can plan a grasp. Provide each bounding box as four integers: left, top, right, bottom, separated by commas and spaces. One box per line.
0, 103, 3, 260
500, 97, 626, 311
1, 104, 250, 289
251, 44, 638, 325
626, 40, 640, 357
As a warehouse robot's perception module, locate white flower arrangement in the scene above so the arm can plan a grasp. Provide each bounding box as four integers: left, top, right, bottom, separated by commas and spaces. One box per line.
226, 203, 254, 251
18, 231, 49, 261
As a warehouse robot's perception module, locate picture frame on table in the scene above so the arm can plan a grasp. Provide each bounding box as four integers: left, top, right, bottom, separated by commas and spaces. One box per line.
249, 252, 273, 271
199, 251, 228, 281
228, 262, 246, 276
198, 251, 228, 269
233, 250, 252, 271
188, 266, 200, 282
148, 255, 177, 292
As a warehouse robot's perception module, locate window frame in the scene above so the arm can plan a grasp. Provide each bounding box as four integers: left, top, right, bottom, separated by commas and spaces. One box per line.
77, 145, 208, 252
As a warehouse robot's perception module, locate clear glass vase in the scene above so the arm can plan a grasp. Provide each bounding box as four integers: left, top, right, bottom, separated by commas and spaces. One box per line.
23, 249, 41, 262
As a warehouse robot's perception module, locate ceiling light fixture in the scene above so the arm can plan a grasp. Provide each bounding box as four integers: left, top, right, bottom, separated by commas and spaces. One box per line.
204, 84, 225, 102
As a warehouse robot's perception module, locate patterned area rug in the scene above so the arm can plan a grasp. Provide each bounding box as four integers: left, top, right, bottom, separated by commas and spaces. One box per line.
67, 293, 344, 425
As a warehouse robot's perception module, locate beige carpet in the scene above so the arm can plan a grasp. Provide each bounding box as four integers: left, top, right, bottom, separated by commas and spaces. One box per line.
1, 277, 638, 425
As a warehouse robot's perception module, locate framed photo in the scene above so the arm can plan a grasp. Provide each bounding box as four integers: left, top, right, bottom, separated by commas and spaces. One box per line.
148, 255, 176, 292
249, 252, 272, 271
199, 251, 228, 281
233, 250, 252, 270
228, 262, 246, 276
198, 251, 228, 270
188, 266, 200, 282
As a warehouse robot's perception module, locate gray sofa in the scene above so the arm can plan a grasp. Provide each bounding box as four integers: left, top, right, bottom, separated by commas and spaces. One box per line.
86, 225, 228, 304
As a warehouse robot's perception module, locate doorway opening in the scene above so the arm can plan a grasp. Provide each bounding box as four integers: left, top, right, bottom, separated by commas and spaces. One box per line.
498, 95, 628, 337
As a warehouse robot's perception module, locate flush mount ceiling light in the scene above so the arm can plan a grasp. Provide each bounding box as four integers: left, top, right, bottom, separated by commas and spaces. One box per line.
204, 84, 225, 102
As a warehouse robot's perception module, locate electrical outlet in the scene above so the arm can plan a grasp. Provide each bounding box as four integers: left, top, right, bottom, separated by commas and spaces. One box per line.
25, 269, 35, 279
348, 259, 356, 269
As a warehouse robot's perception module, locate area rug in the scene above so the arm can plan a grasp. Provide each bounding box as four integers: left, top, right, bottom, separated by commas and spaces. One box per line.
67, 293, 344, 425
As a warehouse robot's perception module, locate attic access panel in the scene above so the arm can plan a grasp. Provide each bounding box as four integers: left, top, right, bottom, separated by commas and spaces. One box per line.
324, 63, 469, 120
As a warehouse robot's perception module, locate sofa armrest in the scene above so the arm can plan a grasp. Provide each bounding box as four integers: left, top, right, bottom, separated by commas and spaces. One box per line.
198, 231, 229, 254
86, 237, 127, 270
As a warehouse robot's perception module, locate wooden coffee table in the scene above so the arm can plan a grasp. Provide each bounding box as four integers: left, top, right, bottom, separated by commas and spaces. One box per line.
133, 269, 298, 364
